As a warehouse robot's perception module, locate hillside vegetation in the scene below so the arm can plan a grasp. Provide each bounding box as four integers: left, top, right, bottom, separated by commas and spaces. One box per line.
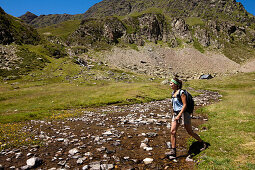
186, 72, 255, 169
0, 7, 40, 45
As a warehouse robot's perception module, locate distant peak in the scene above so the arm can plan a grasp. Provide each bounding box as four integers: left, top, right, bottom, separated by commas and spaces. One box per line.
19, 11, 38, 24
20, 11, 38, 17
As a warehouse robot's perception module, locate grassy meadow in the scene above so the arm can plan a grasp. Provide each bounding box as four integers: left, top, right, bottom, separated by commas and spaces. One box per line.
185, 72, 255, 169
0, 56, 255, 169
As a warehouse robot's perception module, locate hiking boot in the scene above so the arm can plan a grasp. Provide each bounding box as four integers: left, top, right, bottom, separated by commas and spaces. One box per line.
199, 141, 207, 151
168, 148, 176, 159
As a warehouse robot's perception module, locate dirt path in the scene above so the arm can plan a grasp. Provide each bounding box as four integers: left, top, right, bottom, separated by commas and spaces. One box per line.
0, 89, 221, 169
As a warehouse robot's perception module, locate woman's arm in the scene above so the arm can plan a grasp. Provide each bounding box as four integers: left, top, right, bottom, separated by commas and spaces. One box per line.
175, 93, 187, 120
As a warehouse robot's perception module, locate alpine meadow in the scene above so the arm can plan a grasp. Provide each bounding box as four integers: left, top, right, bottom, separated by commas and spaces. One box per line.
0, 0, 255, 169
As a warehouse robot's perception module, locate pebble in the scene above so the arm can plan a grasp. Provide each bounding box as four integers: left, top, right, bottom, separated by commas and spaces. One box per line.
26, 157, 43, 168
68, 148, 79, 155
82, 165, 89, 170
143, 158, 154, 164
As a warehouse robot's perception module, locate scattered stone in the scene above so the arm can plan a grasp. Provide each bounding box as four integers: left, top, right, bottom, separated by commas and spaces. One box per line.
146, 132, 157, 137
77, 157, 87, 164
102, 131, 113, 136
20, 165, 30, 170
140, 143, 147, 149
144, 147, 153, 151
143, 158, 153, 164
166, 142, 172, 149
26, 157, 43, 168
89, 161, 101, 170
101, 164, 114, 170
82, 165, 89, 170
57, 138, 65, 142
69, 148, 79, 155
57, 160, 66, 166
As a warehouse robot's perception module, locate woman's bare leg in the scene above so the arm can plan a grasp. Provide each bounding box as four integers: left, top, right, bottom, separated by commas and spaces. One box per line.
171, 120, 180, 148
184, 123, 203, 142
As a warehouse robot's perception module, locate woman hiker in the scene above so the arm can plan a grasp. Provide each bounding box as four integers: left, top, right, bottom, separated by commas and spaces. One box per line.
169, 77, 206, 158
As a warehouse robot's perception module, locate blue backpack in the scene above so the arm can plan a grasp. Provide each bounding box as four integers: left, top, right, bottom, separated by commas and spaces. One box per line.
175, 89, 194, 114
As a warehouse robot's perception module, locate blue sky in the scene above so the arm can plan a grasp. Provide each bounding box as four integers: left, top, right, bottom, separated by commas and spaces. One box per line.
0, 0, 254, 17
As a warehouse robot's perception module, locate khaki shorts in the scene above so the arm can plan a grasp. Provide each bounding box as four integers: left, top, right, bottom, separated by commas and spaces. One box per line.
171, 111, 191, 125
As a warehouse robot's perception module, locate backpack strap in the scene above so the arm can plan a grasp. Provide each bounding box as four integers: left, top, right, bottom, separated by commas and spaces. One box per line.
176, 89, 185, 103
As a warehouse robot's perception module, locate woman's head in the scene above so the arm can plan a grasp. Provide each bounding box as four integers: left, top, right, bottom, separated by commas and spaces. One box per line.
170, 78, 182, 90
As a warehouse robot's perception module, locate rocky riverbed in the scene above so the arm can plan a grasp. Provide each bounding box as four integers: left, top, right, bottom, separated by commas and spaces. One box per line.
0, 89, 221, 169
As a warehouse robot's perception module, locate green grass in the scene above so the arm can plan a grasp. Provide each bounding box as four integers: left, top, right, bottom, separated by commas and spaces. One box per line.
193, 39, 205, 53
37, 20, 81, 40
185, 17, 205, 27
223, 43, 255, 64
185, 72, 255, 169
0, 81, 170, 123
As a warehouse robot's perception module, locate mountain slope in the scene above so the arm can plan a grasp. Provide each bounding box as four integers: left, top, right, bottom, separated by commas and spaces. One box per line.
0, 7, 40, 45
19, 13, 83, 28
83, 0, 255, 26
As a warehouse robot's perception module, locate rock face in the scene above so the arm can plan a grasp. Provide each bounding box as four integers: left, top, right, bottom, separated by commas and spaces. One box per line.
68, 14, 173, 47
68, 12, 254, 53
0, 7, 40, 45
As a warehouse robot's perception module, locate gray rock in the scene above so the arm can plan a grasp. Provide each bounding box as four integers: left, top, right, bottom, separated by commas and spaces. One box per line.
166, 142, 172, 149
57, 138, 65, 142
26, 157, 43, 168
77, 157, 87, 164
82, 165, 89, 170
89, 161, 101, 170
146, 132, 158, 137
20, 165, 30, 170
15, 152, 23, 158
57, 160, 66, 166
101, 164, 114, 170
68, 148, 79, 155
143, 158, 153, 164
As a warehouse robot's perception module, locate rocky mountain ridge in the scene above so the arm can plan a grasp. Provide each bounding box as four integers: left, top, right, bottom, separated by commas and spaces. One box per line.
84, 0, 254, 25
19, 11, 83, 28
68, 12, 255, 62
18, 0, 255, 29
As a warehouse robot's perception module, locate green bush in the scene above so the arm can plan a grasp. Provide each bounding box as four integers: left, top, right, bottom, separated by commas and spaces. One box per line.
43, 43, 67, 59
